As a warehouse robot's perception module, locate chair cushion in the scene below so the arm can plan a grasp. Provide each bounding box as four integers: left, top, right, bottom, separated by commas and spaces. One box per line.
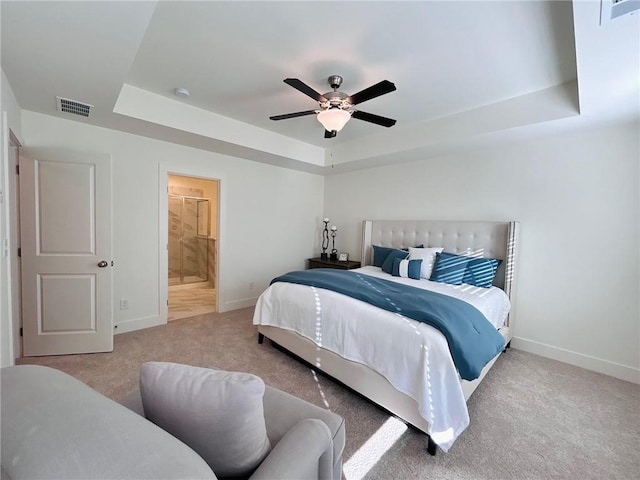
140, 362, 271, 478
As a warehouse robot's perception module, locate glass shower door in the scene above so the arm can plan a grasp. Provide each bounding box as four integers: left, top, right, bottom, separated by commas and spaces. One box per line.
182, 198, 201, 283
168, 196, 182, 285
168, 196, 210, 286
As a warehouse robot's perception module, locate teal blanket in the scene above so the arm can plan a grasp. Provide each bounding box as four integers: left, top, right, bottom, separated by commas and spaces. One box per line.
271, 269, 505, 380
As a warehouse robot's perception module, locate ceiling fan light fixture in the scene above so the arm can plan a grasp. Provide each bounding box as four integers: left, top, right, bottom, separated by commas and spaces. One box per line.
271, 76, 396, 138
317, 108, 351, 132
174, 87, 190, 98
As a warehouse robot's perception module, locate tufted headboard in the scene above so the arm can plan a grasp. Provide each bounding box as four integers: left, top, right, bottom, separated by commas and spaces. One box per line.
361, 220, 520, 301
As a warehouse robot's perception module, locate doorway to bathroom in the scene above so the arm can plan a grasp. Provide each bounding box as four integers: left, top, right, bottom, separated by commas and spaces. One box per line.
167, 174, 219, 321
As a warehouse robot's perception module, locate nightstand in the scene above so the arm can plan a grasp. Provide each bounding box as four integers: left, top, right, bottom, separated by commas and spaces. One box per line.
307, 257, 361, 270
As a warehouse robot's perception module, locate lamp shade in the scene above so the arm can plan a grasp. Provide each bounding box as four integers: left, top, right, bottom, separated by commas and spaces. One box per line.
317, 108, 351, 132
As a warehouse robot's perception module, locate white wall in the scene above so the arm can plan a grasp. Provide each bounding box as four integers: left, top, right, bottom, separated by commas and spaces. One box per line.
1, 69, 23, 366
1, 70, 23, 143
19, 110, 324, 333
9, 95, 639, 384
324, 121, 640, 383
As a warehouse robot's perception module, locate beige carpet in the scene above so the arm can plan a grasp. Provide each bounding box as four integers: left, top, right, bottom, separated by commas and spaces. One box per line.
17, 308, 640, 480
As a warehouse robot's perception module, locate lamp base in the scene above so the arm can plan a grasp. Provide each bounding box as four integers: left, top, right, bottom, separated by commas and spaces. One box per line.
320, 253, 328, 260
329, 253, 338, 261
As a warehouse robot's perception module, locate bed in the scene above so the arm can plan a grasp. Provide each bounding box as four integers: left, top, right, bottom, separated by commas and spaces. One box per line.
253, 220, 520, 453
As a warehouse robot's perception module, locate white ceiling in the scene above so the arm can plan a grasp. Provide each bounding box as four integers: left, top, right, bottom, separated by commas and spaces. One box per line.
2, 1, 638, 174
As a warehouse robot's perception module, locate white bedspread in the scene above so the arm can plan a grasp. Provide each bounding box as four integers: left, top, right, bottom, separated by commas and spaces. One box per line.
252, 266, 511, 452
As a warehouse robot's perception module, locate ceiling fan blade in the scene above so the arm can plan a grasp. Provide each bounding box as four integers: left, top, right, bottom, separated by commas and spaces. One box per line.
269, 110, 317, 121
348, 80, 396, 105
284, 78, 327, 102
351, 110, 397, 127
324, 129, 337, 139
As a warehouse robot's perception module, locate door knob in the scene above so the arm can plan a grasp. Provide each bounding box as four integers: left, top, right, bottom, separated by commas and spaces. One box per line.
97, 261, 108, 268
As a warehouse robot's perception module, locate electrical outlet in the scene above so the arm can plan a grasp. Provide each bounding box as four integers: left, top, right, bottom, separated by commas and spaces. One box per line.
248, 281, 255, 290
120, 298, 129, 310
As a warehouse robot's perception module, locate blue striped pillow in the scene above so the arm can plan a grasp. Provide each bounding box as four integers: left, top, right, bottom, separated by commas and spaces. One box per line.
429, 252, 472, 285
463, 258, 502, 288
392, 258, 423, 279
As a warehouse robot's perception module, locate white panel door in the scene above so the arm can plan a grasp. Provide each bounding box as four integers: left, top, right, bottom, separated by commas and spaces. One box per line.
20, 149, 112, 356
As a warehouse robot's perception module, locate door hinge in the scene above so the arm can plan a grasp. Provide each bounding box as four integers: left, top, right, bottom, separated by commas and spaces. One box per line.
19, 327, 23, 337
15, 165, 19, 175
167, 299, 169, 306
17, 247, 21, 257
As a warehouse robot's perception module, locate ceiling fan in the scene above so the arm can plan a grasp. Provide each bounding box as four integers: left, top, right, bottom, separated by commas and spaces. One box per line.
269, 75, 397, 138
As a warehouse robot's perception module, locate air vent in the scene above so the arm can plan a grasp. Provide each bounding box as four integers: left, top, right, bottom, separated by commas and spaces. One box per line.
56, 96, 93, 117
601, 0, 639, 25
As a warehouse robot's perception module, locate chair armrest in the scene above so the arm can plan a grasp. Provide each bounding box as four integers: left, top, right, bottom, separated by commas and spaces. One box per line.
250, 418, 333, 480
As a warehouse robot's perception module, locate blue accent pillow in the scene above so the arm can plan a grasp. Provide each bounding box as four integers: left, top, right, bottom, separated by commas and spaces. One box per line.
392, 258, 423, 280
373, 244, 425, 266
429, 252, 472, 285
372, 245, 395, 267
381, 249, 409, 274
463, 258, 502, 288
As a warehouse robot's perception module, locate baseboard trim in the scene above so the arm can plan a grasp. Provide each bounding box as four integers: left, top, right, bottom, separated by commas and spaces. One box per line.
511, 336, 639, 384
220, 296, 258, 313
114, 315, 165, 335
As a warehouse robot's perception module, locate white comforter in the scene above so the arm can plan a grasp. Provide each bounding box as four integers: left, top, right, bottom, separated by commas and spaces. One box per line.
252, 266, 511, 451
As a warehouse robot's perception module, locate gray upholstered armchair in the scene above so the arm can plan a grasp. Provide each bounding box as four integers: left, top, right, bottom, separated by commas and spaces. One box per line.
1, 365, 345, 480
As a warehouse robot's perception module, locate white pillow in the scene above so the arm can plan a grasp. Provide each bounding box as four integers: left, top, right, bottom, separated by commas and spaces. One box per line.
408, 247, 444, 279
140, 362, 271, 478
